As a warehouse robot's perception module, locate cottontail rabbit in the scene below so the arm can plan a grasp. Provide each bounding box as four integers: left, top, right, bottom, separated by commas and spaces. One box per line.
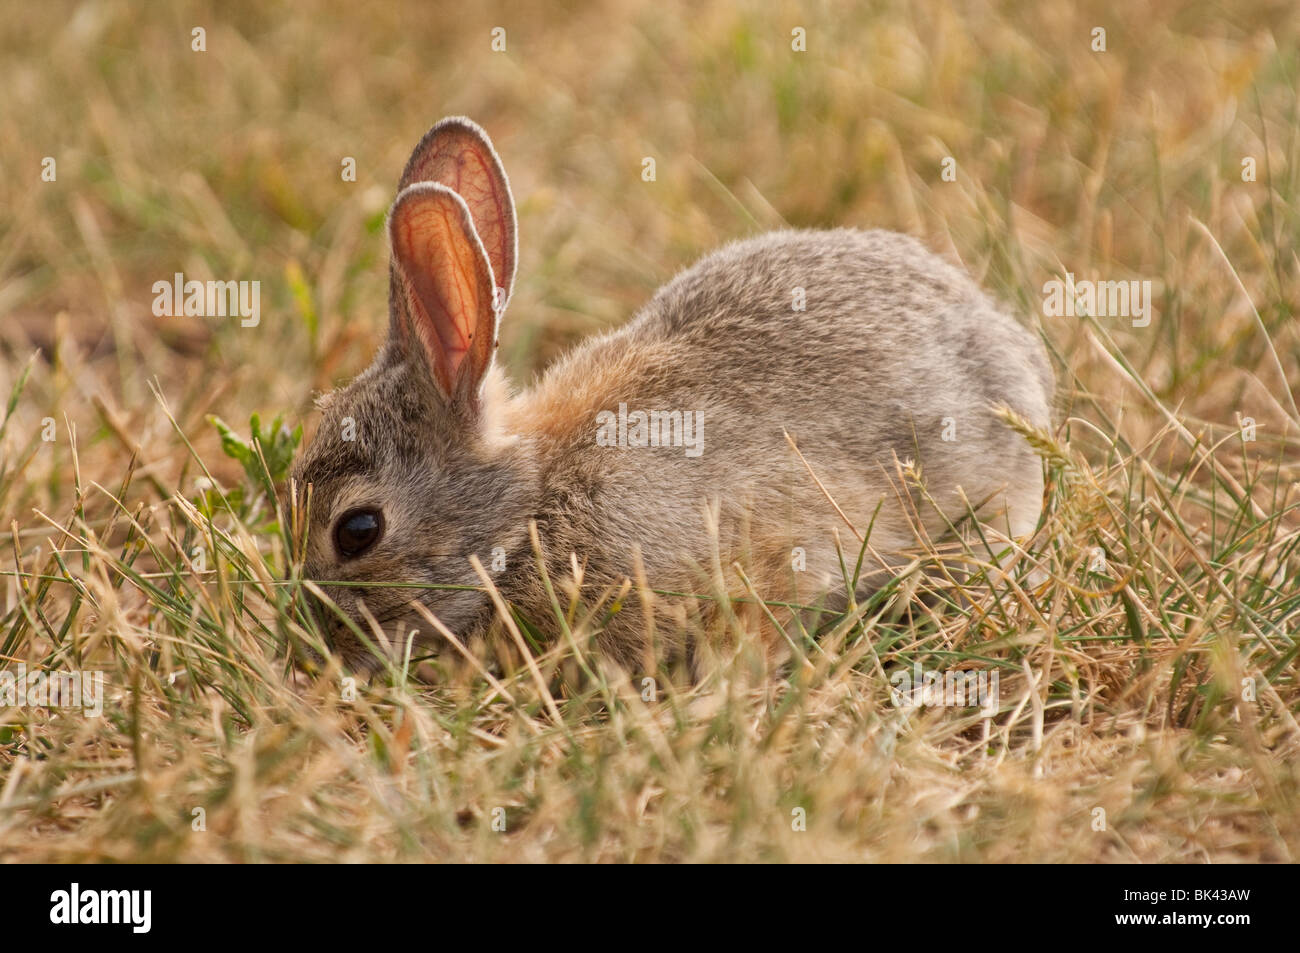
290, 117, 1054, 675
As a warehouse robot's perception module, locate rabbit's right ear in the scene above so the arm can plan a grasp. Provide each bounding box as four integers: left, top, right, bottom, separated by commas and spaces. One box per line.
388, 183, 499, 410
397, 117, 517, 311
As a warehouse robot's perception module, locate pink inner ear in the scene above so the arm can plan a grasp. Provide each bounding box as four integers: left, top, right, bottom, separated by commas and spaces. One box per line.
390, 187, 495, 400
400, 123, 516, 304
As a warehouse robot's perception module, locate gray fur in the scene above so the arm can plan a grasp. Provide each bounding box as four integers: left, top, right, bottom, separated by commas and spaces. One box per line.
291, 119, 1054, 676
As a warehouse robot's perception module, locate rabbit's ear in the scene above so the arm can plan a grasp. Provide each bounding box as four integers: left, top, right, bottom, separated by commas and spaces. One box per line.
398, 117, 517, 312
388, 182, 498, 407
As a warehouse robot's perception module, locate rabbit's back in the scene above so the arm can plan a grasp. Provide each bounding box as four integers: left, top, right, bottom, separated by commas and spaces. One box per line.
529, 229, 1051, 471
628, 228, 1051, 425
511, 228, 1054, 637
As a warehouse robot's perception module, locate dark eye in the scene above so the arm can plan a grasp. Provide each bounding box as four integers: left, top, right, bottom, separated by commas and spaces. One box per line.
334, 508, 384, 559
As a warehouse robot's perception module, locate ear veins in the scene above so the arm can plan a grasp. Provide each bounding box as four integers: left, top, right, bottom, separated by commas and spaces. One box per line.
390, 186, 497, 403
398, 119, 517, 306
425, 145, 510, 303
401, 205, 473, 355
448, 147, 511, 300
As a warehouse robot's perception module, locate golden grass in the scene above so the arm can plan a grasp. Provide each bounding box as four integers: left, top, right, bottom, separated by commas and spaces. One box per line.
0, 0, 1297, 861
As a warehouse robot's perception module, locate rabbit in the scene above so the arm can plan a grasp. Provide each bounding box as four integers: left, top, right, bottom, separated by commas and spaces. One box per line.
289, 116, 1055, 677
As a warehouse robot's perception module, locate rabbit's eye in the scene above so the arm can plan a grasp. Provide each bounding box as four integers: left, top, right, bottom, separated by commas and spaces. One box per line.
334, 508, 384, 559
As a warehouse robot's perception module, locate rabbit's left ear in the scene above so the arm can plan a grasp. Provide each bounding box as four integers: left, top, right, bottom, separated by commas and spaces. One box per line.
398, 117, 517, 312
388, 183, 498, 407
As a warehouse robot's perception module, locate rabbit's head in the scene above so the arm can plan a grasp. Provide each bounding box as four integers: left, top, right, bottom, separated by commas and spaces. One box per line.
290, 118, 534, 672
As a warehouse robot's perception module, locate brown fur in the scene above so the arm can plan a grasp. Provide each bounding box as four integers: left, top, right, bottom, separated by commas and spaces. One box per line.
290, 117, 1054, 677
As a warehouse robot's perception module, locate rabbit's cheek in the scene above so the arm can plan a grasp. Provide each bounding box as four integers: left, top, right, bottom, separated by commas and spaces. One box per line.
401, 585, 493, 649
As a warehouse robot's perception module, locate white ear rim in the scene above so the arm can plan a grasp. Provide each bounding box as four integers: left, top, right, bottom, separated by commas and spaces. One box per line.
397, 116, 518, 312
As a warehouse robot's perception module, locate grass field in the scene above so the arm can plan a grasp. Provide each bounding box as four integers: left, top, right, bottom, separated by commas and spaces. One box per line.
1, 0, 1298, 862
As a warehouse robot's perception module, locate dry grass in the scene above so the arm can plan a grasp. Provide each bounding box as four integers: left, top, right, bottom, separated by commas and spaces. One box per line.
0, 0, 1298, 862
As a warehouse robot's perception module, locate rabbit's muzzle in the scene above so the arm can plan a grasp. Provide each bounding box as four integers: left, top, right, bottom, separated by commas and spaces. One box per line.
298, 578, 495, 675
